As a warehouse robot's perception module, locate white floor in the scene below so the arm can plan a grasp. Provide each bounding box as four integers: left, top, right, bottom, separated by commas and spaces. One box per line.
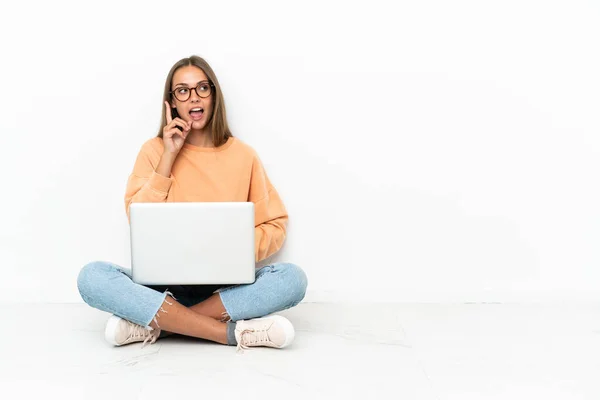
2, 302, 600, 399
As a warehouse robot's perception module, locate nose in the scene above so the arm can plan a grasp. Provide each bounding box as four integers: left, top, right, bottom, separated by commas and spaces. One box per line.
190, 88, 201, 102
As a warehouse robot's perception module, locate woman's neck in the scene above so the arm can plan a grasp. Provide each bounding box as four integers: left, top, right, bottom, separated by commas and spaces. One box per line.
185, 129, 214, 148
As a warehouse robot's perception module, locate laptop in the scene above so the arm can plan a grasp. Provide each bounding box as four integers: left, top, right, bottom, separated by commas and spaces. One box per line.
129, 202, 256, 285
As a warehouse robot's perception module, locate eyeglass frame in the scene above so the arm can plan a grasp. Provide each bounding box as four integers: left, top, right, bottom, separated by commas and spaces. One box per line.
170, 80, 215, 101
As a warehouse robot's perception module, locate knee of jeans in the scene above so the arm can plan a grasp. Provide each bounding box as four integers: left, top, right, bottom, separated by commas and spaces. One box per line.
273, 263, 308, 306
77, 261, 113, 302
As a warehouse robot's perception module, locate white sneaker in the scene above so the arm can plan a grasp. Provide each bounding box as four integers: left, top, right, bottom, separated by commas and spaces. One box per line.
234, 315, 295, 351
104, 315, 160, 347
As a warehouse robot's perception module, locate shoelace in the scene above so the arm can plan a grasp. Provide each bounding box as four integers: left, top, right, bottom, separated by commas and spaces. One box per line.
127, 322, 161, 348
236, 323, 274, 352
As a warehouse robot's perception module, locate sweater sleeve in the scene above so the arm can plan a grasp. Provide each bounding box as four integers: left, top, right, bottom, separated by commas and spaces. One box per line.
124, 141, 173, 221
249, 153, 288, 262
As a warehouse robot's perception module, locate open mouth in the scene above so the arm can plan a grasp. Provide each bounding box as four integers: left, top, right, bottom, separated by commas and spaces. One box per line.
189, 107, 204, 120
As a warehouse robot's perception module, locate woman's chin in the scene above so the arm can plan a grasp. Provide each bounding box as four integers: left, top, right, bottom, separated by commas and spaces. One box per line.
191, 120, 206, 130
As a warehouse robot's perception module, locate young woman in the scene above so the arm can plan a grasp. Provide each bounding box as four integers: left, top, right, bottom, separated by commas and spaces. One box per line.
77, 55, 307, 351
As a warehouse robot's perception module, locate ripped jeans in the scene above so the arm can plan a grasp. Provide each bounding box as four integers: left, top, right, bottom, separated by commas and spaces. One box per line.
77, 261, 308, 328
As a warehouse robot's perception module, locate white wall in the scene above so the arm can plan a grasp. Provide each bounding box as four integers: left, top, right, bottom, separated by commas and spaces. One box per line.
1, 0, 599, 303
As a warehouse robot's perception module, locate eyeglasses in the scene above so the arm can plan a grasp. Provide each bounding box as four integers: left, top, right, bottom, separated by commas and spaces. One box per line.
170, 81, 214, 101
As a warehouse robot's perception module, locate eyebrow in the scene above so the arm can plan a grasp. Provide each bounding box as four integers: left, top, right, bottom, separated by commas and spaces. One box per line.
173, 80, 208, 88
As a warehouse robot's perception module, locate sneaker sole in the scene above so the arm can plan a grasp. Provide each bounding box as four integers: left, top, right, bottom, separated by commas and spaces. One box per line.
104, 315, 123, 346
270, 315, 295, 348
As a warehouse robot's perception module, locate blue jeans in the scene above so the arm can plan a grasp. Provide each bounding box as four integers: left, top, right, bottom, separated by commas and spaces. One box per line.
77, 261, 308, 327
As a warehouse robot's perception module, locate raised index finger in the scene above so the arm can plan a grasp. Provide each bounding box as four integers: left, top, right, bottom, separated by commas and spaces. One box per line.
165, 101, 172, 124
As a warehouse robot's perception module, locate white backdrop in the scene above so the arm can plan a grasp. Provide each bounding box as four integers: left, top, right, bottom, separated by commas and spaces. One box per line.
1, 0, 599, 303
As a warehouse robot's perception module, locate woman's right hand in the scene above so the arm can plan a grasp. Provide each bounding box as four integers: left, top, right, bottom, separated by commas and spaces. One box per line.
162, 101, 191, 154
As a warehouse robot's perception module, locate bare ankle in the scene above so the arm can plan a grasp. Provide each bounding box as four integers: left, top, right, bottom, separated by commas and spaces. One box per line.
149, 293, 229, 345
